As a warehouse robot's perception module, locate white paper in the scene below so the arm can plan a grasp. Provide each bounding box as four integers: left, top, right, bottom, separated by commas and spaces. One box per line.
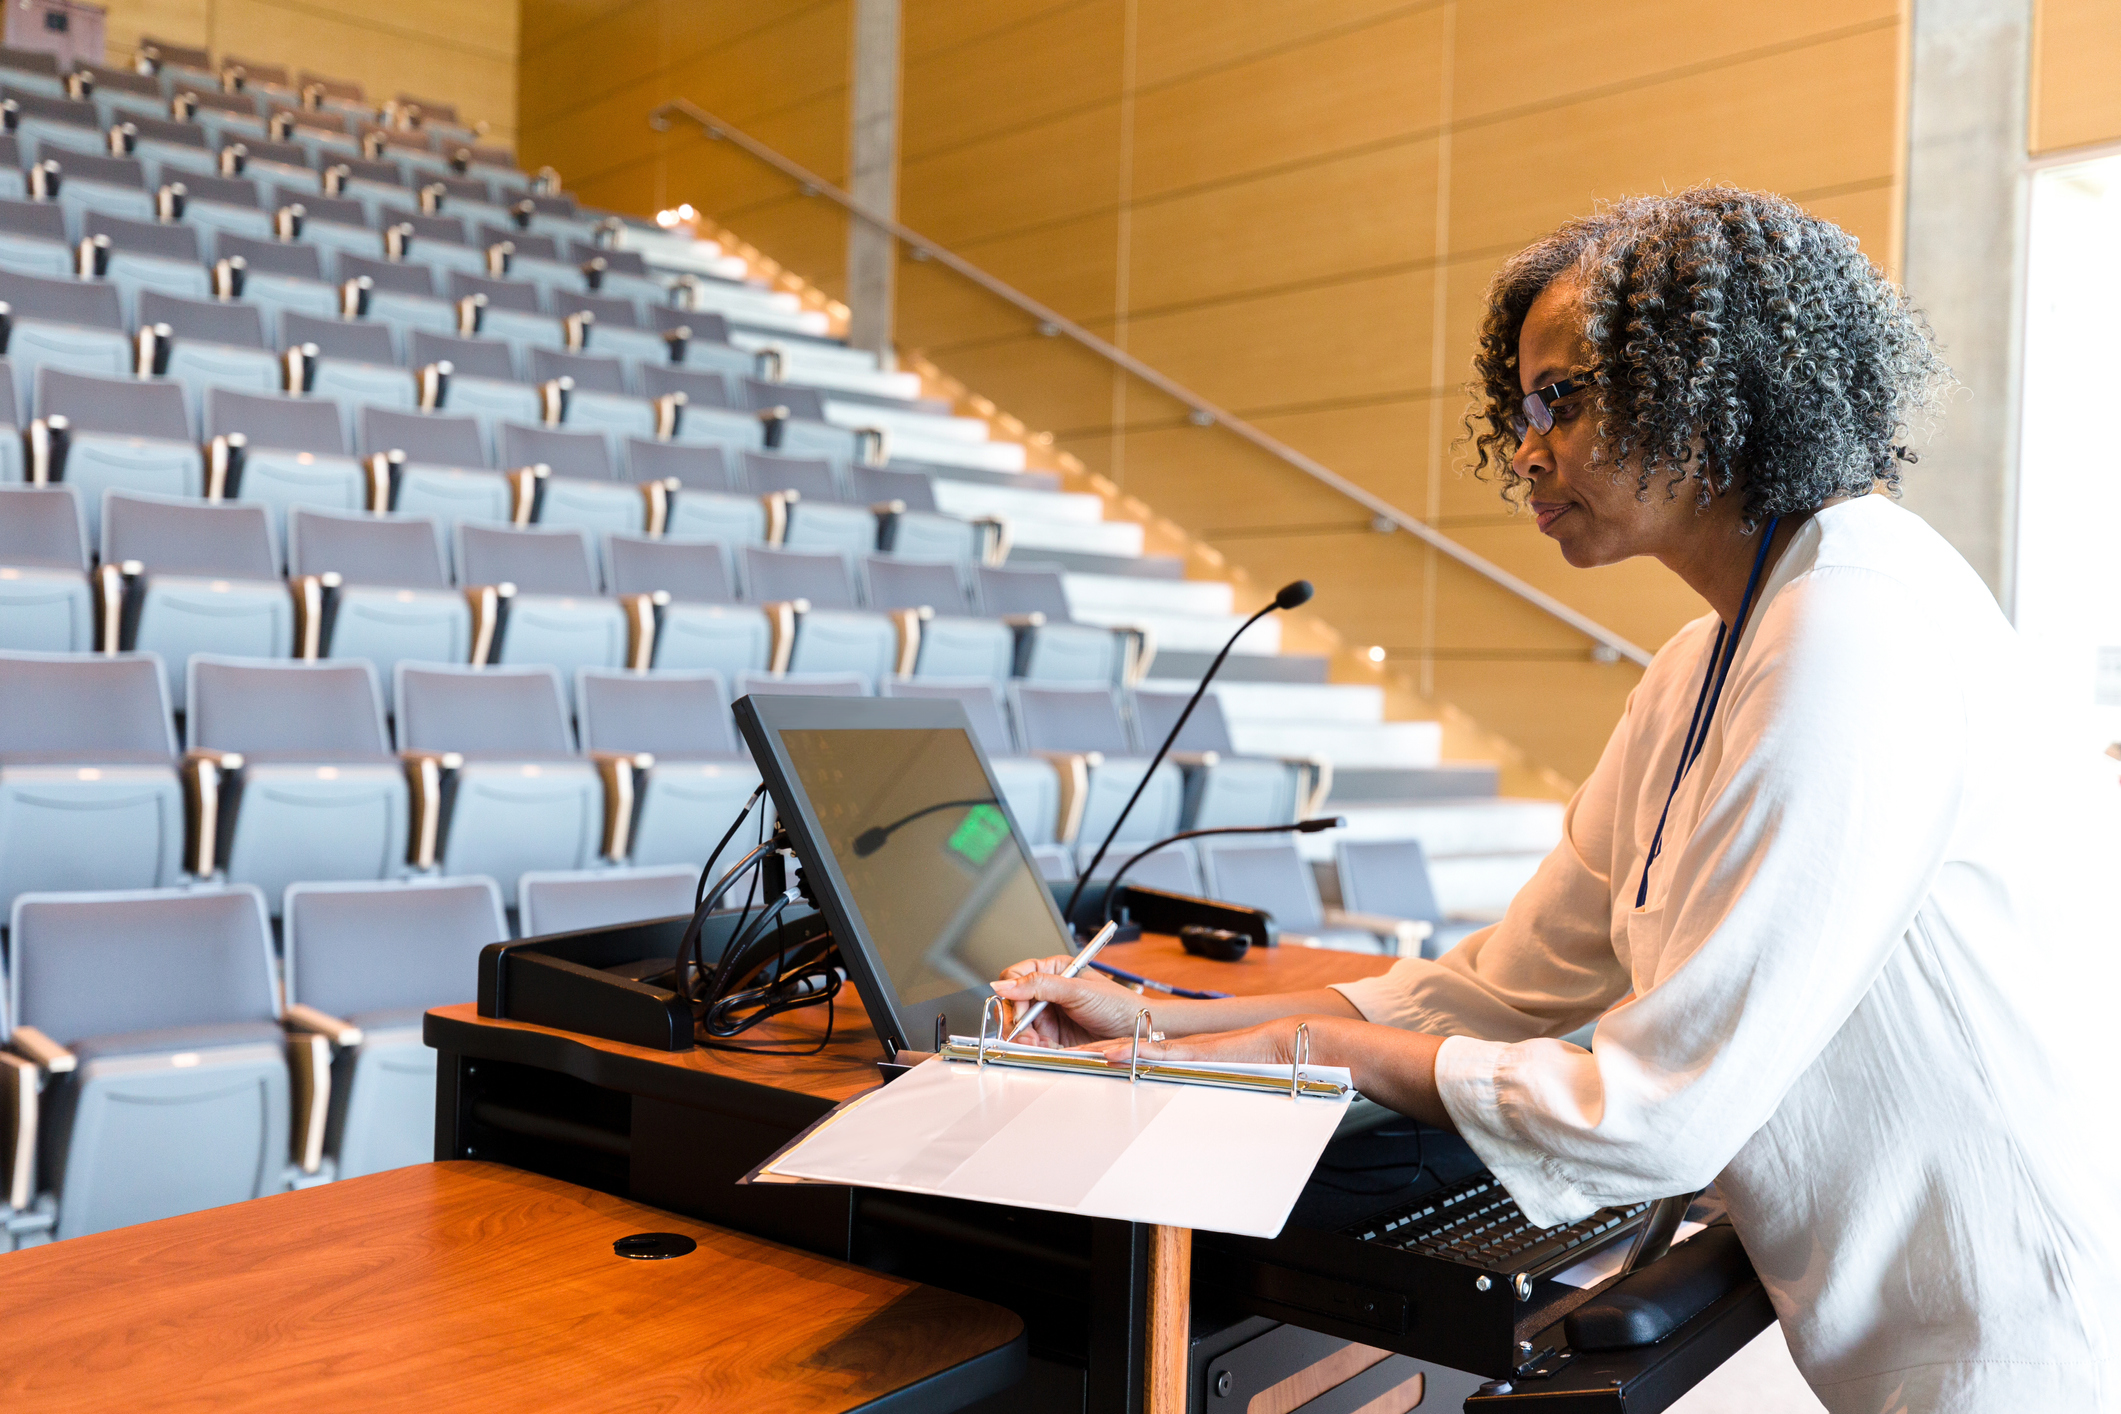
762, 1055, 1354, 1238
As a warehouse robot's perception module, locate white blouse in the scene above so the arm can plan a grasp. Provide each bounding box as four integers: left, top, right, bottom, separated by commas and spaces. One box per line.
1334, 496, 2121, 1414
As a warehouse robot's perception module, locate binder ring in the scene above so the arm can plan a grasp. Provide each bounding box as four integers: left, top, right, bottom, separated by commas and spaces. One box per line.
1291, 1022, 1312, 1099
1130, 1009, 1154, 1083
978, 994, 1004, 1069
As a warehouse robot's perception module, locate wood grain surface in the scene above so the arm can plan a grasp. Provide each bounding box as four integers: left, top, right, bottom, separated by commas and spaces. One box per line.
1098, 934, 1397, 1000
0, 1161, 1022, 1414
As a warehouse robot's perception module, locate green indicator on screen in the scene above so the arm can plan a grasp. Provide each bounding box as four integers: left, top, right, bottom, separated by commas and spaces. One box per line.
946, 803, 1010, 866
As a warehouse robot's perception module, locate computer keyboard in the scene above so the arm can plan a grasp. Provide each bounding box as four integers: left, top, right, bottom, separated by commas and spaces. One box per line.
1345, 1174, 1651, 1278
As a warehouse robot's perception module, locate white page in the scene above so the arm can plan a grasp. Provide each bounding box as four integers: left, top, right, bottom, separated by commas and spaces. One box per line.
763, 1056, 1352, 1238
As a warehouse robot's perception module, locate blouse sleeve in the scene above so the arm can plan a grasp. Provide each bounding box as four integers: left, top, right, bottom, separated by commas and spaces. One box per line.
1348, 568, 1966, 1226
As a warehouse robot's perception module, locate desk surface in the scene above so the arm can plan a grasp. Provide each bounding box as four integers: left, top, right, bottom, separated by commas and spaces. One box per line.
433, 934, 1397, 1107
0, 1161, 1024, 1414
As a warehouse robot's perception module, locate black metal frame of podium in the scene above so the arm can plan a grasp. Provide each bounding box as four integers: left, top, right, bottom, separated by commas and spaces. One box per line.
430, 915, 1774, 1414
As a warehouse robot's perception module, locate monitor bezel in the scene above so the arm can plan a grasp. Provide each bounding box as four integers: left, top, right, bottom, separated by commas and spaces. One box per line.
732, 691, 1077, 1054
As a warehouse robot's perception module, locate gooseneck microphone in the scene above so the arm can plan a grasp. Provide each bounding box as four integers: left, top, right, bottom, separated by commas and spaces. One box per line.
1061, 579, 1316, 934
1099, 816, 1346, 926
851, 798, 996, 857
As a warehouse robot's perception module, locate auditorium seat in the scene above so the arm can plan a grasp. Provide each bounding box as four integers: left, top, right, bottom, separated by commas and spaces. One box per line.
185, 656, 409, 907
213, 234, 340, 325
879, 675, 1066, 847
357, 406, 513, 526
0, 486, 91, 651
454, 520, 636, 676
741, 544, 897, 687
517, 864, 699, 937
574, 667, 761, 869
1333, 837, 1460, 959
136, 290, 284, 430
42, 151, 157, 235
4, 885, 293, 1240
166, 170, 274, 242
393, 661, 606, 890
604, 533, 771, 678
856, 463, 1002, 565
863, 556, 1013, 679
1197, 838, 1405, 954
285, 505, 470, 685
742, 449, 877, 557
1008, 681, 1182, 854
205, 385, 369, 551
0, 196, 71, 276
281, 876, 507, 1179
34, 369, 202, 545
81, 210, 212, 318
1130, 686, 1324, 830
629, 439, 771, 544
978, 562, 1148, 685
103, 491, 294, 706
0, 270, 133, 423
734, 669, 868, 699
0, 652, 184, 912
423, 353, 540, 457
545, 372, 656, 442
496, 419, 647, 535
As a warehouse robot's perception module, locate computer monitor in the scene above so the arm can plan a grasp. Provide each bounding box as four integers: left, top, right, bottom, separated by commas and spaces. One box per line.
732, 692, 1077, 1053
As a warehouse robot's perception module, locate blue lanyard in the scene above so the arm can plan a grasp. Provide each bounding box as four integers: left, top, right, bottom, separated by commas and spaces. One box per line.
1634, 517, 1781, 910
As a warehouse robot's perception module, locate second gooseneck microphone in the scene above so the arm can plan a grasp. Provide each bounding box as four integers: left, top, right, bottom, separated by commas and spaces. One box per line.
1061, 579, 1315, 935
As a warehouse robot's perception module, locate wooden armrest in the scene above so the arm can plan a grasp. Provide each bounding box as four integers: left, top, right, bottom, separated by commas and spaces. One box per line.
1031, 751, 1099, 845
0, 1051, 36, 1212
1322, 908, 1432, 958
284, 1004, 364, 1049
9, 1026, 75, 1075
400, 750, 464, 870
285, 1030, 332, 1176
180, 748, 246, 880
589, 751, 654, 861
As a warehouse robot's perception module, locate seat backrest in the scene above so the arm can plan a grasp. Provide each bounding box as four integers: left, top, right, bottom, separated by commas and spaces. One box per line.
180, 173, 265, 213
39, 369, 190, 441
571, 243, 648, 276
51, 151, 147, 191
1199, 840, 1323, 932
639, 365, 734, 408
217, 231, 325, 280
0, 484, 87, 570
499, 421, 613, 479
207, 386, 349, 455
1099, 843, 1201, 896
625, 438, 731, 492
449, 270, 540, 312
1130, 687, 1238, 755
283, 877, 507, 1018
402, 213, 468, 247
286, 506, 451, 589
86, 210, 200, 262
863, 555, 967, 613
341, 253, 435, 297
394, 662, 575, 755
977, 563, 1073, 619
530, 348, 626, 394
0, 650, 173, 757
283, 309, 399, 365
1333, 839, 1443, 926
734, 670, 866, 699
742, 545, 854, 608
0, 196, 65, 243
484, 227, 559, 260
850, 464, 938, 513
1009, 683, 1129, 754
518, 866, 697, 938
457, 521, 599, 595
409, 329, 517, 381
878, 676, 1016, 757
745, 379, 825, 420
575, 667, 737, 756
741, 450, 841, 501
8, 886, 277, 1046
188, 656, 389, 756
139, 289, 268, 350
550, 289, 641, 329
276, 187, 367, 229
359, 406, 490, 467
604, 533, 733, 603
103, 491, 277, 580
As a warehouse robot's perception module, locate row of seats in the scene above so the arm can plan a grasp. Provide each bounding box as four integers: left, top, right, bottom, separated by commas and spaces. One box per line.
0, 649, 1322, 917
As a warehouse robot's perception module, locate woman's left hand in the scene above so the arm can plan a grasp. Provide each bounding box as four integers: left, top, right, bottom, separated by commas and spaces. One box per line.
1081, 1016, 1336, 1069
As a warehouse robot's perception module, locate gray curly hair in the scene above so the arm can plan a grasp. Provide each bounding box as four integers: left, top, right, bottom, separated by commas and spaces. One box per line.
1463, 186, 1951, 527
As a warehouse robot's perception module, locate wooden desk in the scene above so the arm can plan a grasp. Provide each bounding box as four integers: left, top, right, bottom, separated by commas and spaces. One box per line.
0, 1161, 1024, 1413
428, 934, 1392, 1414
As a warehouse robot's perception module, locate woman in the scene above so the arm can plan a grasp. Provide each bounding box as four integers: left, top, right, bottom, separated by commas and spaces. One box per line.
994, 187, 2119, 1413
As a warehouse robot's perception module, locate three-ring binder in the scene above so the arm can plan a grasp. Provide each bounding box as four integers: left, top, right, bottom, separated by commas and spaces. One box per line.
939, 997, 1349, 1101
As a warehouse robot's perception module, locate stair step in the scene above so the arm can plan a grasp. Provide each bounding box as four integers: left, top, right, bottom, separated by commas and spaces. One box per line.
887, 432, 1027, 471
1231, 719, 1437, 766
1009, 519, 1145, 557
933, 480, 1104, 524
1064, 573, 1232, 618
1009, 549, 1185, 578
1326, 765, 1501, 802
1161, 680, 1385, 725
1298, 799, 1564, 858
1151, 649, 1330, 684
728, 309, 835, 337
825, 400, 991, 443
905, 461, 1060, 492
731, 334, 880, 374
1074, 608, 1281, 655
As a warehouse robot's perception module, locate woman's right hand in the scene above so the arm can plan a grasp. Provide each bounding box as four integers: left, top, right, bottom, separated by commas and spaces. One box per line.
992, 955, 1151, 1049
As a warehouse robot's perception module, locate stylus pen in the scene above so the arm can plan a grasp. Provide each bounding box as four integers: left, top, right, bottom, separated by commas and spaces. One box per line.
1003, 920, 1119, 1042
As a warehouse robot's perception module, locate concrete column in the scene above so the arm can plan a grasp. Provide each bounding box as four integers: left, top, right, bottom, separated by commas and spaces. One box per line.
846, 0, 901, 364
1899, 0, 2032, 611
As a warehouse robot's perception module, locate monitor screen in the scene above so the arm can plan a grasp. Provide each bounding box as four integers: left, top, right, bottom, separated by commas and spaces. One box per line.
778, 725, 1071, 1009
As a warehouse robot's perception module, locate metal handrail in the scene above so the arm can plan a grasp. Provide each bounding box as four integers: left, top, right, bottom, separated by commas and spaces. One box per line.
647, 98, 1653, 667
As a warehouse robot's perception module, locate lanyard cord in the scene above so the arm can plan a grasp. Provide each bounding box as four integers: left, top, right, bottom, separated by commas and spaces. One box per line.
1634, 516, 1782, 909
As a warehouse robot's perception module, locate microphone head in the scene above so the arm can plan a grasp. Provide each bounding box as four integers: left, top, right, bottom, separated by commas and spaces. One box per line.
1295, 816, 1346, 833
1274, 580, 1315, 610
852, 827, 889, 857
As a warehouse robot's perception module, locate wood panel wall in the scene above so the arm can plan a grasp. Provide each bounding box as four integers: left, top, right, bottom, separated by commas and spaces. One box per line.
520, 0, 1907, 783
2032, 0, 2121, 154
95, 0, 520, 146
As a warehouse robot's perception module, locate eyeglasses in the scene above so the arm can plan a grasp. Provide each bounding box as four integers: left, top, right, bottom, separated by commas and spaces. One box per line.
1510, 371, 1597, 439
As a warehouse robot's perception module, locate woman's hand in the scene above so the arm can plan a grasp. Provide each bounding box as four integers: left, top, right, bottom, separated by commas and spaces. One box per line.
991, 956, 1154, 1049
1081, 1016, 1328, 1069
